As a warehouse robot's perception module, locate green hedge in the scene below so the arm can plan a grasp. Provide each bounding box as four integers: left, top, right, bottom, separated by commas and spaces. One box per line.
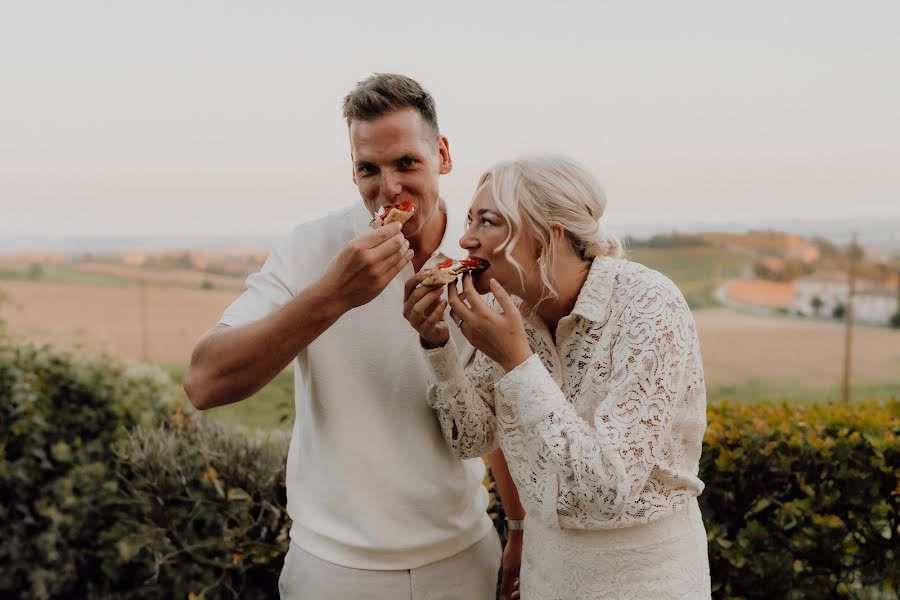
701, 400, 899, 598
0, 340, 177, 598
1, 336, 897, 598
114, 410, 290, 599
0, 340, 289, 599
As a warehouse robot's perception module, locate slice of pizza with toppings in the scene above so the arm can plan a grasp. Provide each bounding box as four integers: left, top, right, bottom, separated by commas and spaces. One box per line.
370, 200, 416, 228
421, 252, 490, 287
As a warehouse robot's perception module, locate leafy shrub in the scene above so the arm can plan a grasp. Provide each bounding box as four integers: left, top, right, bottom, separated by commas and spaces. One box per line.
0, 339, 176, 598
113, 409, 290, 599
701, 400, 899, 598
3, 334, 897, 598
0, 337, 291, 599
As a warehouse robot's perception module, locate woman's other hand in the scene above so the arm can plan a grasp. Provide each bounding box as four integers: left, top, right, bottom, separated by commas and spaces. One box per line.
448, 274, 532, 372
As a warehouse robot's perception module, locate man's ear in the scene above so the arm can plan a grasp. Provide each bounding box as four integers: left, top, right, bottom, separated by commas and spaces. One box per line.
438, 135, 452, 175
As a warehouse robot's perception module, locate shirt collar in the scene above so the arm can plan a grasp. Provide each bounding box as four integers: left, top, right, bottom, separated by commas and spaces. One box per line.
566, 257, 618, 324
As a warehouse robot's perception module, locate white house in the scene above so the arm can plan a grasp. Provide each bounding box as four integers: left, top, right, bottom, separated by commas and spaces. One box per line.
791, 272, 898, 325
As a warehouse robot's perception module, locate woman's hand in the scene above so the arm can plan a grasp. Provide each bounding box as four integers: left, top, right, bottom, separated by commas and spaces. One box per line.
403, 270, 450, 349
448, 275, 532, 372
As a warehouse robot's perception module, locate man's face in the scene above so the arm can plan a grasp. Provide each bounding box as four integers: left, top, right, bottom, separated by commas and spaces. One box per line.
349, 108, 452, 239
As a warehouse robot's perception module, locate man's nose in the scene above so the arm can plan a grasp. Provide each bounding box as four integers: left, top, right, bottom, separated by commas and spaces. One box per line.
380, 171, 402, 200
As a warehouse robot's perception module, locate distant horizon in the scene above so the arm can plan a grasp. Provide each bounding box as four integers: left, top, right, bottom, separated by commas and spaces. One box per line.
2, 213, 898, 255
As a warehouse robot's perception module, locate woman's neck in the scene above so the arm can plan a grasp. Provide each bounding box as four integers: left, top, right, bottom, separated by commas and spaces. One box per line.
532, 256, 592, 336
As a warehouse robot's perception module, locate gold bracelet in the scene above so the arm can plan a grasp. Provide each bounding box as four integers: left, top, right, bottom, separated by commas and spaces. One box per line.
506, 518, 524, 531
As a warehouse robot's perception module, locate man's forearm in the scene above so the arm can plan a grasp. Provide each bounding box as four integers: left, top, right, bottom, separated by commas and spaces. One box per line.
184, 279, 347, 410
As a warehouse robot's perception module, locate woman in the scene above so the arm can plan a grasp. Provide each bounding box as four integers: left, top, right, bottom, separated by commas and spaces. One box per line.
402, 155, 710, 598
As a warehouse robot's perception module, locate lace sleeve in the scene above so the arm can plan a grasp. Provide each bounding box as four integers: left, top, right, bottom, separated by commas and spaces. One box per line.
497, 280, 697, 526
423, 336, 502, 459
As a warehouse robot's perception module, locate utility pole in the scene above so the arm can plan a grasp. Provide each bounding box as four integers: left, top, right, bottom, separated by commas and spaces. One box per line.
139, 275, 149, 362
841, 233, 858, 404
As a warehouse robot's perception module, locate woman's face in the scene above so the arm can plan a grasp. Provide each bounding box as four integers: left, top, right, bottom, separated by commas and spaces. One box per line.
459, 182, 540, 296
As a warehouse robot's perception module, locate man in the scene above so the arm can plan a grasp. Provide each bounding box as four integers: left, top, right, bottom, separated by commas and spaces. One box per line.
184, 74, 522, 599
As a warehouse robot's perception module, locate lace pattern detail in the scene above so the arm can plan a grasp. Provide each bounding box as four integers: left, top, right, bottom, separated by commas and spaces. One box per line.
521, 500, 711, 598
424, 257, 707, 534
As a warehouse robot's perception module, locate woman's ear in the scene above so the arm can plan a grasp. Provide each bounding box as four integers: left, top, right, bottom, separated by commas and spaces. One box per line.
550, 223, 566, 245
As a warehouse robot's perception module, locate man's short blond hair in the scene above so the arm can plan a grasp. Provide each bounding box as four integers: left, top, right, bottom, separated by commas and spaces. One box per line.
342, 73, 439, 134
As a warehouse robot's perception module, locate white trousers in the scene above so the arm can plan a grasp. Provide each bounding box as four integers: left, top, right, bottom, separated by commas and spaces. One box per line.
278, 529, 502, 599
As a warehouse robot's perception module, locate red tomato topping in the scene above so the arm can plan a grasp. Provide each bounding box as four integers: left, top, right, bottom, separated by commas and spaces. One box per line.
460, 258, 488, 269
381, 200, 415, 218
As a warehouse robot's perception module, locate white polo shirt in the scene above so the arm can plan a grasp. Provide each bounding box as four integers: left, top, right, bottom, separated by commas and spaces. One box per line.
219, 201, 492, 570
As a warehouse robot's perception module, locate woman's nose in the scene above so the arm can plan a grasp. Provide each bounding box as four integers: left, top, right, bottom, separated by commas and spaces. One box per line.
459, 231, 478, 249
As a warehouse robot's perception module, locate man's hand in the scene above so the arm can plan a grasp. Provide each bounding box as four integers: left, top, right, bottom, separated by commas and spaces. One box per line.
318, 221, 413, 312
499, 530, 523, 600
402, 269, 450, 348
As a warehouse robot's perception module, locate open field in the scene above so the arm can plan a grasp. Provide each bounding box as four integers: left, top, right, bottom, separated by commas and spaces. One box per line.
628, 246, 752, 308
3, 280, 898, 385
0, 260, 247, 290
4, 277, 898, 432
0, 281, 237, 365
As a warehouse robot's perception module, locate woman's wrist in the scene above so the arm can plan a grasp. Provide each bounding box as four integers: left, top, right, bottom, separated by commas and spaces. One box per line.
501, 349, 533, 373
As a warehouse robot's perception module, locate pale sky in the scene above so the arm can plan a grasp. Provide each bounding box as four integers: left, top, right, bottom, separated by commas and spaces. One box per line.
1, 1, 898, 238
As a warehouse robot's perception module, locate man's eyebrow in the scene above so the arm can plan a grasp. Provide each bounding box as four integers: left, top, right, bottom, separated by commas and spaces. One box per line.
354, 160, 375, 169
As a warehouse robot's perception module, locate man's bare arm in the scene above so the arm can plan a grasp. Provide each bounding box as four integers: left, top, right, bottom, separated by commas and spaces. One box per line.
183, 222, 411, 410
184, 280, 344, 410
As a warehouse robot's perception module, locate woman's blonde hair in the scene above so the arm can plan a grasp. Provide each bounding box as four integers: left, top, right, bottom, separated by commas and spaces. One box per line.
476, 154, 623, 302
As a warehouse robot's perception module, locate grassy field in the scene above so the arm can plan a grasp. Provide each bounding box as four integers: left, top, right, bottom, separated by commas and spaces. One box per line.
162, 364, 295, 431
627, 245, 753, 308
0, 260, 246, 290
3, 248, 898, 434
166, 368, 900, 433
0, 262, 137, 287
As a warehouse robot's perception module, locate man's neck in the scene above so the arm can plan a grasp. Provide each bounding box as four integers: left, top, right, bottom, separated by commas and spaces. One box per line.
408, 203, 447, 272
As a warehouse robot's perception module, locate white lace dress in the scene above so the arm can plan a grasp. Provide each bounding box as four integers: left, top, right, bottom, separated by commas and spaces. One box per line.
424, 257, 711, 599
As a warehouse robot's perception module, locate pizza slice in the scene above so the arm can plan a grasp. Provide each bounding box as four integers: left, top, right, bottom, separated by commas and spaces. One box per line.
370, 200, 416, 229
421, 253, 490, 287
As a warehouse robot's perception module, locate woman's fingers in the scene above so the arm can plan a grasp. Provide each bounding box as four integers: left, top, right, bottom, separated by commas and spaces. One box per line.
461, 273, 490, 315
489, 278, 518, 315
447, 279, 474, 322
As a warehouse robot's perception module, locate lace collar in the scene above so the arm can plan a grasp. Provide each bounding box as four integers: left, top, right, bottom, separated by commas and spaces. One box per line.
567, 256, 622, 325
